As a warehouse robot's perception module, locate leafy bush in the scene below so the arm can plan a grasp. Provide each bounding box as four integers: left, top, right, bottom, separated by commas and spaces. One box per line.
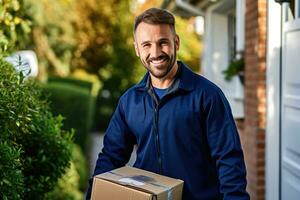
0, 58, 73, 199
0, 142, 24, 200
45, 144, 88, 200
45, 161, 83, 200
72, 144, 89, 192
42, 81, 95, 152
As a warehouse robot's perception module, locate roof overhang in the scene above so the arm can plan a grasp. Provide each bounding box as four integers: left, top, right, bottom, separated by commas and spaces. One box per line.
161, 0, 221, 17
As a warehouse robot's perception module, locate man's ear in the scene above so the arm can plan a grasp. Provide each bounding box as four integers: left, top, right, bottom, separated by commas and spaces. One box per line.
175, 34, 180, 51
134, 41, 140, 57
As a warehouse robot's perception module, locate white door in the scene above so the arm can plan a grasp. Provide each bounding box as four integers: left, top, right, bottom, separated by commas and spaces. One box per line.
281, 1, 300, 199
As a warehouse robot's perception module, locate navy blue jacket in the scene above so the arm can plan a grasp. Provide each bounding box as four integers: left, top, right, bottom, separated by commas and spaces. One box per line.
87, 62, 249, 200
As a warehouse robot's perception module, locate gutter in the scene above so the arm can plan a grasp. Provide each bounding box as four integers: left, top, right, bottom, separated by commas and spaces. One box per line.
175, 0, 204, 16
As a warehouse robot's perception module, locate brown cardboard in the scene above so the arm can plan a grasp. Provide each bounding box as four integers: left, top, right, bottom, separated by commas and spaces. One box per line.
91, 166, 184, 200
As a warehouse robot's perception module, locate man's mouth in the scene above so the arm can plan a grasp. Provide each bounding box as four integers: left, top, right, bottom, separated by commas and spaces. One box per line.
149, 56, 168, 66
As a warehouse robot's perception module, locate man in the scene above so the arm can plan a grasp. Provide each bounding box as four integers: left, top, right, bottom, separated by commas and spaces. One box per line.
87, 8, 249, 200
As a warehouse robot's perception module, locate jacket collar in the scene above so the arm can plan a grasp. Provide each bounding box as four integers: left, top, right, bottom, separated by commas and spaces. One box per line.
134, 61, 195, 92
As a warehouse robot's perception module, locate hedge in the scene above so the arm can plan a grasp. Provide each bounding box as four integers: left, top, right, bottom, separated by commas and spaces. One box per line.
42, 81, 95, 153
48, 76, 94, 95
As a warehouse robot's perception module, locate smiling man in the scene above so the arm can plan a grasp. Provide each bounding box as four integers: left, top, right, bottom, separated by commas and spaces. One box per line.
133, 19, 179, 89
86, 8, 249, 200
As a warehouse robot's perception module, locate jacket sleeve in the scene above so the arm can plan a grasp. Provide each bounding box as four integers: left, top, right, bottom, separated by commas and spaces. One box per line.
204, 89, 250, 200
85, 99, 136, 199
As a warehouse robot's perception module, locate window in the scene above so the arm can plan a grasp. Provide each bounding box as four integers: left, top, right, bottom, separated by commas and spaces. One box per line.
285, 0, 295, 21
228, 13, 236, 62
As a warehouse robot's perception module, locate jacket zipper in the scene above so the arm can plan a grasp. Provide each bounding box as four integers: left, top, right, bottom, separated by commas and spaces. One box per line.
153, 106, 163, 173
149, 86, 178, 174
146, 68, 181, 174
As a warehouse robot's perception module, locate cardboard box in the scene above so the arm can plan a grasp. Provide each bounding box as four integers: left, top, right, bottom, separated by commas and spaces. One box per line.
91, 166, 184, 200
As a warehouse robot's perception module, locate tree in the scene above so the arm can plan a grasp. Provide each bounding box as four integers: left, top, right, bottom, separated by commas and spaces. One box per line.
0, 0, 31, 57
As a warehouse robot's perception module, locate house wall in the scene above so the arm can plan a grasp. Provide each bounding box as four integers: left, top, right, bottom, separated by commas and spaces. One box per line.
201, 1, 244, 118
240, 0, 267, 199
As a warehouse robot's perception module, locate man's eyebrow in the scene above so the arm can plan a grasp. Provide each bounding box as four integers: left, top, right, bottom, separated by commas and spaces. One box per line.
141, 41, 150, 46
140, 38, 170, 46
159, 38, 169, 42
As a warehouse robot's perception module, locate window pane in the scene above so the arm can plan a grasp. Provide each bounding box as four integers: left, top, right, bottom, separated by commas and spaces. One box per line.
285, 0, 295, 21
228, 14, 236, 61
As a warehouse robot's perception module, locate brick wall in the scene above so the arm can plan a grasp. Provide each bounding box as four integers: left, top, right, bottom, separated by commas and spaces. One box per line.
239, 0, 267, 200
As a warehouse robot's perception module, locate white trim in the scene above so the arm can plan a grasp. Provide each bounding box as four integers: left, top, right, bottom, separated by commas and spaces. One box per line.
236, 0, 245, 53
266, 1, 281, 200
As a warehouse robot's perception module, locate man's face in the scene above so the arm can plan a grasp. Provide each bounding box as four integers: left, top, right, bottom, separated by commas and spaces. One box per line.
134, 22, 180, 79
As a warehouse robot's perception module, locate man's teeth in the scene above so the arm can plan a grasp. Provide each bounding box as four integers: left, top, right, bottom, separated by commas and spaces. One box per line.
151, 59, 165, 64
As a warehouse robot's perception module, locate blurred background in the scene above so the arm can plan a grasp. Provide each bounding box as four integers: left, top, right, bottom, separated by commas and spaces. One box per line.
1, 0, 300, 200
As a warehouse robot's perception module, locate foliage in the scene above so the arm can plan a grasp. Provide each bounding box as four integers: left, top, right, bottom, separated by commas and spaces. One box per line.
0, 0, 31, 57
45, 161, 83, 200
24, 0, 143, 77
0, 142, 24, 200
222, 57, 244, 81
175, 16, 202, 72
71, 69, 101, 97
42, 80, 95, 152
48, 75, 94, 95
45, 145, 86, 200
71, 144, 89, 192
0, 58, 74, 199
24, 0, 78, 76
88, 0, 145, 130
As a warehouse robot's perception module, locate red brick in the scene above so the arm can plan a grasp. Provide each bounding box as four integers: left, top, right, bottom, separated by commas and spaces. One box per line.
243, 0, 267, 199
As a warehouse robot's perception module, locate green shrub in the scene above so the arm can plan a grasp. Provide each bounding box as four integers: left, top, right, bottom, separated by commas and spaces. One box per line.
0, 58, 74, 199
72, 144, 89, 192
0, 142, 24, 200
48, 76, 94, 95
45, 161, 83, 200
47, 76, 98, 135
42, 81, 94, 152
45, 144, 88, 200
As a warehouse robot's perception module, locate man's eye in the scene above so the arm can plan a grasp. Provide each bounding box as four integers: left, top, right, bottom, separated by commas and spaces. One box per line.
160, 41, 168, 45
142, 44, 150, 48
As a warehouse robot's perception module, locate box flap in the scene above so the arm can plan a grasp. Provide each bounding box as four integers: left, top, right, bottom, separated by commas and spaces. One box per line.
92, 178, 153, 200
95, 166, 183, 195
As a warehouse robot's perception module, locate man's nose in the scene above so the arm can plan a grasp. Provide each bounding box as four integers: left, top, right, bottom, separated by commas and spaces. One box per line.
150, 45, 162, 58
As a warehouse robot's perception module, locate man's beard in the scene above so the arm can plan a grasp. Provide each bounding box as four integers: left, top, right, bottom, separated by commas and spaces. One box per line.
141, 49, 176, 79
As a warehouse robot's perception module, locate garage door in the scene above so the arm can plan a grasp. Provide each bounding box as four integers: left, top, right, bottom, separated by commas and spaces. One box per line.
281, 1, 300, 199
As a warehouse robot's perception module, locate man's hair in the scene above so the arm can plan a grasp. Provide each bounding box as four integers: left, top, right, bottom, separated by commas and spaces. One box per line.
134, 8, 176, 34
